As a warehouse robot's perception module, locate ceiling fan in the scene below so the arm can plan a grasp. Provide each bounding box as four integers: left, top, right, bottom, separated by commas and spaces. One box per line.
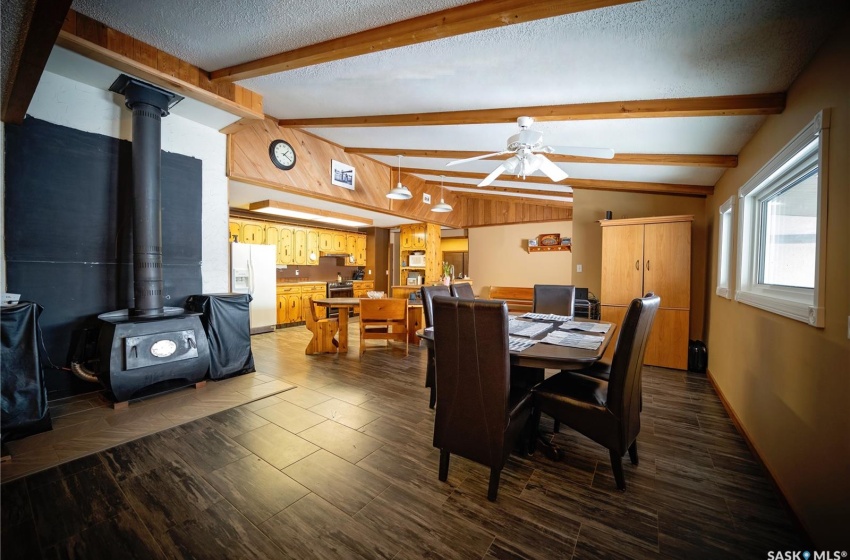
446, 116, 615, 187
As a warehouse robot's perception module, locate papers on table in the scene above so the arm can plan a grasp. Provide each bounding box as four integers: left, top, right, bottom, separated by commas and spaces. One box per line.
520, 312, 573, 323
558, 321, 612, 334
540, 330, 603, 350
508, 336, 538, 352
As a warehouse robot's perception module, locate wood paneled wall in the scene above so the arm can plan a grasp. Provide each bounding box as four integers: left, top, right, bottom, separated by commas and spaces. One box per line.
58, 10, 263, 119
464, 198, 572, 227
228, 120, 465, 227
229, 120, 571, 228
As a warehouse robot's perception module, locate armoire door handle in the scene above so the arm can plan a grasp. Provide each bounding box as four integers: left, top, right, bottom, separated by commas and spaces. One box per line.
635, 260, 640, 270
646, 260, 650, 271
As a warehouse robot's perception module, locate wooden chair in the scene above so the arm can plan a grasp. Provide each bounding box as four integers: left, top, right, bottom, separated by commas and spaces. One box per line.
305, 300, 339, 354
358, 298, 408, 356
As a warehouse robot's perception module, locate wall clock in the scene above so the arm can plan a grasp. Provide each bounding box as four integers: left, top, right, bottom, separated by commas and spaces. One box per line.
269, 139, 296, 170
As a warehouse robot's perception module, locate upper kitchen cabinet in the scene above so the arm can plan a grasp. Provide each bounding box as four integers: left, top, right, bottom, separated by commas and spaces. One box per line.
293, 228, 307, 265
319, 230, 333, 253
306, 230, 319, 265
278, 226, 293, 265
241, 222, 265, 244
229, 220, 242, 243
356, 234, 367, 266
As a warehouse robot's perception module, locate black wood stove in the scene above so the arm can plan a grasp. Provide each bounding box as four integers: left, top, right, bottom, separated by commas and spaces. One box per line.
94, 76, 209, 402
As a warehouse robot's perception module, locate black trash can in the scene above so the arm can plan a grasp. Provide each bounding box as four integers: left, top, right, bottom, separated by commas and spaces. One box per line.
1, 302, 52, 443
185, 294, 255, 380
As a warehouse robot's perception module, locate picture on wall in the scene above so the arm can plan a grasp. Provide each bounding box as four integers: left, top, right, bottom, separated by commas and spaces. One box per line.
331, 160, 355, 190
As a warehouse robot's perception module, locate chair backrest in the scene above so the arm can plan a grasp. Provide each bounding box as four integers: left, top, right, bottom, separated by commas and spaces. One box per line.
421, 285, 451, 328
605, 293, 660, 442
450, 282, 474, 299
533, 284, 576, 316
432, 296, 511, 468
359, 297, 407, 324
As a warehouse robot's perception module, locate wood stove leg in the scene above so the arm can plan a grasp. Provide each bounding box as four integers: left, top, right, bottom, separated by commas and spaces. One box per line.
194, 381, 207, 389
112, 400, 129, 410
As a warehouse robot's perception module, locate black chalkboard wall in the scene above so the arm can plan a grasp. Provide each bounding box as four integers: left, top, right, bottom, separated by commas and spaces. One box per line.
4, 116, 203, 399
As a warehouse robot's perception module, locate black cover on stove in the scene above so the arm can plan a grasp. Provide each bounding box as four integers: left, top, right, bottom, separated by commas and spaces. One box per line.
1, 302, 52, 443
186, 293, 255, 380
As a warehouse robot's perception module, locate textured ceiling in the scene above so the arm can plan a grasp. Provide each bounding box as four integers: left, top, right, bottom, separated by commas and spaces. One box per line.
63, 0, 844, 214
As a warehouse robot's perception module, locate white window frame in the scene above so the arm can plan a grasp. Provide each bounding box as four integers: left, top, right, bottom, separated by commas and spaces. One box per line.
735, 109, 829, 327
716, 196, 735, 299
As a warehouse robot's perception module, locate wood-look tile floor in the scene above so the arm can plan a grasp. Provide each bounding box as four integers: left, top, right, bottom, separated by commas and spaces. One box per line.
1, 323, 806, 559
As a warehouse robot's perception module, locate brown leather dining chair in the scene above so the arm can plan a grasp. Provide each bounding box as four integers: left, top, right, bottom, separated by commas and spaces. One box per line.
449, 282, 474, 299
420, 285, 452, 408
531, 293, 660, 490
432, 296, 535, 501
533, 284, 576, 316
358, 297, 408, 356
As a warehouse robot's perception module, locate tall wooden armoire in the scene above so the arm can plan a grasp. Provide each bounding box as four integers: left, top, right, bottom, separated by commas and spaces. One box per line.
600, 215, 692, 370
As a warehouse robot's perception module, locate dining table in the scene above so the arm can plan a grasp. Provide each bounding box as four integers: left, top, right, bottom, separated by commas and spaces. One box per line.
417, 315, 617, 370
310, 297, 424, 354
418, 313, 617, 460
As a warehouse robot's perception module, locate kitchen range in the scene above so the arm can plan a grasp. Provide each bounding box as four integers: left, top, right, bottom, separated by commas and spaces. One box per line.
326, 281, 354, 318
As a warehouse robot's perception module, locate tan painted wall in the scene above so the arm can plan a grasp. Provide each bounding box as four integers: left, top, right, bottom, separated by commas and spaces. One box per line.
571, 191, 708, 337
705, 23, 850, 547
469, 221, 572, 296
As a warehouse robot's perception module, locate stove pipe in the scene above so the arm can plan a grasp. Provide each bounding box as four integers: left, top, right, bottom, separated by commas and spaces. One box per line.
109, 76, 183, 317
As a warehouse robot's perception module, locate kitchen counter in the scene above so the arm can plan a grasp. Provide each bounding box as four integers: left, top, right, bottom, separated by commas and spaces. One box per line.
277, 281, 327, 286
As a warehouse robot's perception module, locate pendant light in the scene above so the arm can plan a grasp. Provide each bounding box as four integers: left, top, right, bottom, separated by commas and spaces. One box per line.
387, 154, 413, 200
431, 175, 453, 213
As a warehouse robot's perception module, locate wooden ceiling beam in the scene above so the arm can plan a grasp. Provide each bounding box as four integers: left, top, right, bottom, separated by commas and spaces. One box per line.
280, 93, 785, 127
426, 180, 572, 198
460, 192, 573, 206
211, 0, 636, 82
409, 168, 713, 196
347, 147, 737, 168
1, 0, 74, 124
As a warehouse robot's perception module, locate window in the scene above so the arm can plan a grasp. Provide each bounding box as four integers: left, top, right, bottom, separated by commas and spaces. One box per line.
716, 196, 734, 299
736, 110, 829, 327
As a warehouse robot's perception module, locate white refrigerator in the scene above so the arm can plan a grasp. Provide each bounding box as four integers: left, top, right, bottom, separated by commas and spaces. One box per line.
231, 242, 277, 334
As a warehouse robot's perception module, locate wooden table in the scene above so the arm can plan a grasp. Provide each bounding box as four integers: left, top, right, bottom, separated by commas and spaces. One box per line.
311, 298, 424, 354
417, 317, 616, 370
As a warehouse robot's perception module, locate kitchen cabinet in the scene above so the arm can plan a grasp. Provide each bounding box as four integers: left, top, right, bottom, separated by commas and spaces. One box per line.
319, 230, 333, 253
293, 228, 307, 265
333, 233, 346, 253
306, 230, 319, 265
399, 223, 441, 285
241, 222, 265, 244
355, 234, 367, 266
352, 280, 374, 299
346, 234, 357, 265
228, 220, 242, 243
301, 285, 326, 321
278, 227, 293, 264
600, 215, 692, 370
265, 224, 279, 251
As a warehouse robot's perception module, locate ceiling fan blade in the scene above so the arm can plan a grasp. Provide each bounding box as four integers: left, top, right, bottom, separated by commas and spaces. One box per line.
447, 151, 511, 167
541, 145, 615, 159
536, 154, 569, 182
479, 162, 508, 187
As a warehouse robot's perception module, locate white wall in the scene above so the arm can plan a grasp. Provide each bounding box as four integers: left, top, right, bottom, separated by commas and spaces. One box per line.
27, 71, 229, 292
468, 221, 572, 295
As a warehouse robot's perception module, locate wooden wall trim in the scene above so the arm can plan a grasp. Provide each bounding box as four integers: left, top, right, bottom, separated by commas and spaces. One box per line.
57, 10, 263, 120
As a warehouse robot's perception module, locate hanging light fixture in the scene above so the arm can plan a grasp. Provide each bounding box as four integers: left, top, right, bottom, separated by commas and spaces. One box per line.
386, 154, 413, 200
431, 175, 453, 213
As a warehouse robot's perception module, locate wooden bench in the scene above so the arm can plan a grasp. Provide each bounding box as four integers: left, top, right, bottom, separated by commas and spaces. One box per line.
487, 286, 534, 313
